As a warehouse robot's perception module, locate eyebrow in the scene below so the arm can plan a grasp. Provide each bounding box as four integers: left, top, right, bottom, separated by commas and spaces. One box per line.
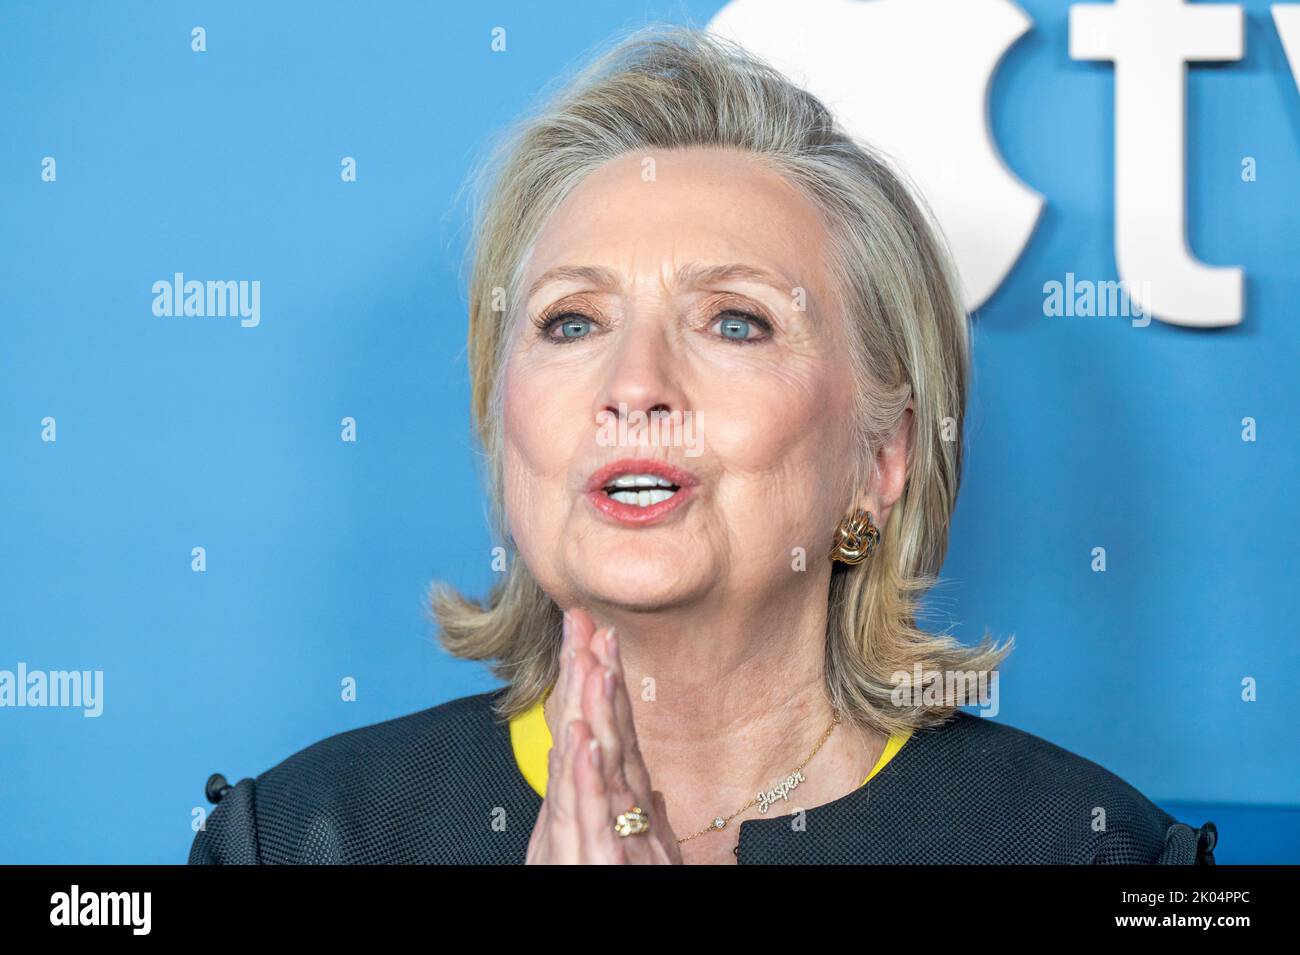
525, 263, 793, 301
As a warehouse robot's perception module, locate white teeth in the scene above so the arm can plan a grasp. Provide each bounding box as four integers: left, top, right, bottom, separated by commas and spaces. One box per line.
602, 471, 682, 506
610, 473, 676, 489
609, 488, 676, 507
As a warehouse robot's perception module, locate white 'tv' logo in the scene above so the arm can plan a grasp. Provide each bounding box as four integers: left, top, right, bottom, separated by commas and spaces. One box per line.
707, 0, 1044, 313
1071, 0, 1244, 328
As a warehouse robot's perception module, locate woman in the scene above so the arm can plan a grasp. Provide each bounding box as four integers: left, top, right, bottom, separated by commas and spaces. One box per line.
190, 24, 1216, 865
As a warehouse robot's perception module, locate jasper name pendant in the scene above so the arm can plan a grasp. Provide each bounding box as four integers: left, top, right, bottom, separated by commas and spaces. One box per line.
756, 769, 806, 813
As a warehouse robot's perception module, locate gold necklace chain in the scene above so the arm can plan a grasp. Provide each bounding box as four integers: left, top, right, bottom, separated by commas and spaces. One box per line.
542, 692, 844, 846
675, 712, 841, 845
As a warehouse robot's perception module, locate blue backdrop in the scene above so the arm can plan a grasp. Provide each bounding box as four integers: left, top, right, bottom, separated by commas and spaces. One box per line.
1, 0, 1296, 864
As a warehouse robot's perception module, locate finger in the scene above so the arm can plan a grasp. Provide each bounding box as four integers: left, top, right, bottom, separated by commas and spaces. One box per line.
618, 789, 678, 866
572, 722, 622, 864
547, 609, 589, 724
567, 606, 598, 649
581, 653, 651, 866
591, 638, 665, 866
584, 617, 614, 669
529, 725, 568, 864
551, 612, 598, 743
583, 626, 631, 784
585, 628, 634, 779
545, 718, 585, 863
558, 648, 597, 767
581, 635, 630, 795
524, 799, 546, 864
551, 635, 594, 766
559, 607, 597, 683
603, 629, 654, 798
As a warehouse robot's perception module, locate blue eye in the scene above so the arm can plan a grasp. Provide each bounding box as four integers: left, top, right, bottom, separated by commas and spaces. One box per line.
541, 313, 594, 342
713, 311, 769, 343
558, 317, 591, 339
538, 309, 768, 344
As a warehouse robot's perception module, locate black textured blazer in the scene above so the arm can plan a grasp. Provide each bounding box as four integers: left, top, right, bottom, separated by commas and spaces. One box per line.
188, 689, 1217, 864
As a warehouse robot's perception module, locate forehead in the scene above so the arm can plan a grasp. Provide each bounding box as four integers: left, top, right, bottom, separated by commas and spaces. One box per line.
524, 148, 832, 293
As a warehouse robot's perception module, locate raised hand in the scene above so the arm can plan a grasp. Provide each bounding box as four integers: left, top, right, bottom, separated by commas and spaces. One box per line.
524, 608, 681, 864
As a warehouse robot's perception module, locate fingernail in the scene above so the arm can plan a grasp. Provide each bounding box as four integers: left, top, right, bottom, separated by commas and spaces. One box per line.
562, 610, 571, 644
603, 667, 615, 699
588, 738, 602, 769
607, 628, 619, 657
565, 721, 574, 747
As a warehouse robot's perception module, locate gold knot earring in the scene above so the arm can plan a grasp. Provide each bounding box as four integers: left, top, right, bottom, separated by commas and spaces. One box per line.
829, 509, 881, 565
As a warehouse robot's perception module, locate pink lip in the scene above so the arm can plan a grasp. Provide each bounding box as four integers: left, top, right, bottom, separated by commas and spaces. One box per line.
584, 458, 699, 527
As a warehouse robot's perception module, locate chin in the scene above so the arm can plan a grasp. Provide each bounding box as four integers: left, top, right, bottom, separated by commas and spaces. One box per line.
566, 541, 711, 613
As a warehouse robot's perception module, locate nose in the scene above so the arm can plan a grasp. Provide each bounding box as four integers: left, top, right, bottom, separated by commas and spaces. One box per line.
593, 315, 685, 431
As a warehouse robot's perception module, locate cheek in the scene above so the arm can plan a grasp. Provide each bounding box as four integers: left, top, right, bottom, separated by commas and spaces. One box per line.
703, 357, 858, 547
502, 366, 539, 475
500, 360, 583, 539
502, 368, 548, 517
503, 356, 572, 463
706, 356, 856, 476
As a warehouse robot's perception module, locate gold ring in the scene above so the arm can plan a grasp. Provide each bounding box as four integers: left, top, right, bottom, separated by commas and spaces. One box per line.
613, 806, 650, 837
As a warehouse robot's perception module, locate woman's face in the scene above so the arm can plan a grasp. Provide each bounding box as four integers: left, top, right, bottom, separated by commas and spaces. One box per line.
502, 147, 860, 615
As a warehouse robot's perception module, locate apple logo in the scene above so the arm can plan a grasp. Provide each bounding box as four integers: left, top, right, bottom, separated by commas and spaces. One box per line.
707, 0, 1043, 312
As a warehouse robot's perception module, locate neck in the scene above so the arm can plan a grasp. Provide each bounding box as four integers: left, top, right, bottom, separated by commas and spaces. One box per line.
570, 570, 882, 845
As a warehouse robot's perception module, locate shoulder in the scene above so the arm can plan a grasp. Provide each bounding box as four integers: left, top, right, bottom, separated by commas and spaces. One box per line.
259, 689, 508, 787
886, 712, 1216, 864
189, 690, 537, 864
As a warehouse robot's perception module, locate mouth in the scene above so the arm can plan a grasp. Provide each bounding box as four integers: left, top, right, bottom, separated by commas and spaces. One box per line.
584, 459, 698, 526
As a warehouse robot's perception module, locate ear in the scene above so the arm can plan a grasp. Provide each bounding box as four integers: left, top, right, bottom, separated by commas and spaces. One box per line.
856, 401, 914, 531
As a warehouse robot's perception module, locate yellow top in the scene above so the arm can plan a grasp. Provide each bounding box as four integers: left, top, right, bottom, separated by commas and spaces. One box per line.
509, 693, 912, 799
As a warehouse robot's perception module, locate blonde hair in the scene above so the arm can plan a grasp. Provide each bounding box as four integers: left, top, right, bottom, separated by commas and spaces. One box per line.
432, 23, 1011, 736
